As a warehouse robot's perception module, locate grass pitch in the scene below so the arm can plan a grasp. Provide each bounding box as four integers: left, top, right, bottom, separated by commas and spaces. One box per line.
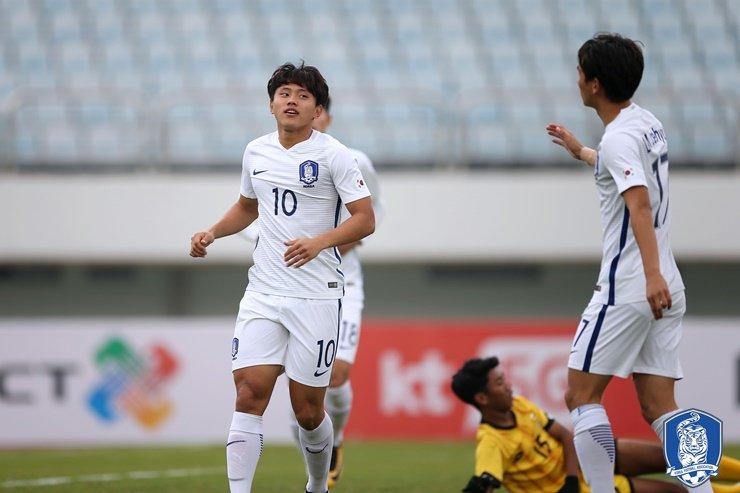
2, 442, 738, 492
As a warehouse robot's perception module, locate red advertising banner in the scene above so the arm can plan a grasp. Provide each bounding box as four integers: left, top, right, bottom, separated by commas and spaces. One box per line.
348, 320, 655, 440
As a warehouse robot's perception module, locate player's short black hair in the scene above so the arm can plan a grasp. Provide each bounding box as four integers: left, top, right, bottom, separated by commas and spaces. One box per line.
578, 33, 644, 103
451, 357, 499, 409
324, 96, 332, 114
267, 62, 330, 109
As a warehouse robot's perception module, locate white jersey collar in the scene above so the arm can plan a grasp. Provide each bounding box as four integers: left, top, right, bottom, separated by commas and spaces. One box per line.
273, 128, 319, 152
605, 102, 638, 132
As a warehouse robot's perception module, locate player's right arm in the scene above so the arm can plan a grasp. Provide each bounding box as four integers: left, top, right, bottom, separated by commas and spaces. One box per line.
546, 123, 597, 166
191, 145, 260, 258
190, 195, 259, 257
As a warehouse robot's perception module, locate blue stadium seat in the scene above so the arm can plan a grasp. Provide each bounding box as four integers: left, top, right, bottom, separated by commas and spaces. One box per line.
1, 0, 736, 167
687, 123, 733, 163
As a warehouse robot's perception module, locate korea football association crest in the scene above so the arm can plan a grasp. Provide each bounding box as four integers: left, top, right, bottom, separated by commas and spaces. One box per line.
663, 409, 722, 488
299, 160, 319, 187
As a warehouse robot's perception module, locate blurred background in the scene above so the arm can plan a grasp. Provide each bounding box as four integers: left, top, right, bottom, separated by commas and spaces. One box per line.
0, 0, 738, 490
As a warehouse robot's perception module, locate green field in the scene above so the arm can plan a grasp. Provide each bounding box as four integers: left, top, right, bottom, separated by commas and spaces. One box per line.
1, 442, 739, 492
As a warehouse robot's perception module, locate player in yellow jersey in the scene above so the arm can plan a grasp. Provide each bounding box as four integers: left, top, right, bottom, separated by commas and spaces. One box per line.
451, 357, 740, 493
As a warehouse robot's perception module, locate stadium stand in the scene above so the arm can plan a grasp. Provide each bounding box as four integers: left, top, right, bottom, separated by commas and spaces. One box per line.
0, 0, 737, 168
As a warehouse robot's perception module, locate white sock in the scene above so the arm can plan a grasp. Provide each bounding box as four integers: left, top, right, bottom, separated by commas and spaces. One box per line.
227, 412, 263, 493
571, 404, 615, 493
299, 412, 333, 493
651, 408, 681, 444
288, 411, 310, 476
652, 409, 713, 492
325, 381, 353, 447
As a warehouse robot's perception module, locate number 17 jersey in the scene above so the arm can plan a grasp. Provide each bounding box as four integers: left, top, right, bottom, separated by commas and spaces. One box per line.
592, 103, 684, 306
240, 130, 371, 300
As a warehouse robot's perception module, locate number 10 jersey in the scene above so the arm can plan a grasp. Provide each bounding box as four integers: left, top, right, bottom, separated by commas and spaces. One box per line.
240, 130, 371, 300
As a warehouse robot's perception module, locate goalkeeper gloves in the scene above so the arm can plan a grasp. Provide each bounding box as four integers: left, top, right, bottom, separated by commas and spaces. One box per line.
557, 475, 580, 493
462, 472, 500, 492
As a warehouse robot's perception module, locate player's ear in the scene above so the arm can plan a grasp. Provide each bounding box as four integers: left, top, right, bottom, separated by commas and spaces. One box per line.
591, 78, 601, 96
314, 104, 323, 120
269, 99, 275, 115
473, 392, 488, 408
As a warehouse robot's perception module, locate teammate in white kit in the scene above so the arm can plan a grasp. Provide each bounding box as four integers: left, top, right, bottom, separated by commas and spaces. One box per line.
238, 97, 384, 489
309, 97, 384, 489
189, 63, 375, 493
546, 34, 709, 493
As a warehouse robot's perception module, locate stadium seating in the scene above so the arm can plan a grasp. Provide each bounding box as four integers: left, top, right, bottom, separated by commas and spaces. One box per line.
0, 0, 737, 168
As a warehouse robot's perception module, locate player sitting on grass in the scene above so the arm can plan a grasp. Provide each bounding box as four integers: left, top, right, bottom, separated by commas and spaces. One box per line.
451, 357, 740, 493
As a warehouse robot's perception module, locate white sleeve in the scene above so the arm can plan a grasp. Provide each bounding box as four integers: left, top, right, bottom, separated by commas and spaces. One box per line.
355, 151, 385, 224
239, 222, 259, 242
599, 133, 648, 194
331, 147, 371, 205
239, 146, 256, 199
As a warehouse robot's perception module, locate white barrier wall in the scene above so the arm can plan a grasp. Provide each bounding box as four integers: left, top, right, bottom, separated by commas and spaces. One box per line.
0, 318, 737, 447
1, 171, 739, 263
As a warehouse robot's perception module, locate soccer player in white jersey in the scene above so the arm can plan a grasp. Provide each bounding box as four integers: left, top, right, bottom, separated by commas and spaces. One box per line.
189, 62, 375, 493
239, 97, 384, 489
546, 34, 709, 493
309, 97, 384, 489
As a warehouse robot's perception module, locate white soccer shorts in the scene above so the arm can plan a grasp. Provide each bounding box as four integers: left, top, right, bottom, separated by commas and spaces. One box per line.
335, 298, 363, 364
231, 291, 342, 387
568, 290, 686, 379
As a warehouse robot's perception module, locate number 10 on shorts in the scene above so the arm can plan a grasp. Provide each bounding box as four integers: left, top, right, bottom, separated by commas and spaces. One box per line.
314, 339, 336, 377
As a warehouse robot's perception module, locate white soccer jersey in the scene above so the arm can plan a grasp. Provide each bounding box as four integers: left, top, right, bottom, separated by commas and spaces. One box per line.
240, 130, 371, 300
339, 148, 384, 304
591, 103, 684, 306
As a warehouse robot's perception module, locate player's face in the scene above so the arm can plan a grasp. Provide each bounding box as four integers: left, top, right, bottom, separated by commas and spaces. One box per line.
270, 83, 322, 131
312, 109, 332, 132
479, 368, 513, 412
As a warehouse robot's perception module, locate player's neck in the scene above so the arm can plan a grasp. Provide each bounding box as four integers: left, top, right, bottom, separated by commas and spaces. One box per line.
595, 99, 632, 127
277, 125, 314, 150
481, 408, 516, 428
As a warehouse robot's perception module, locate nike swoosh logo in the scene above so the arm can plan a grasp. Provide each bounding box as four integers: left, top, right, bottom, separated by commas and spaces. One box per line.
252, 169, 268, 175
305, 444, 328, 454
313, 368, 330, 377
569, 350, 578, 354
227, 440, 246, 447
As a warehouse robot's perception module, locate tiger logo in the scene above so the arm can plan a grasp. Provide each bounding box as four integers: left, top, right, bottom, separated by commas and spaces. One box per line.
676, 412, 708, 467
665, 409, 721, 488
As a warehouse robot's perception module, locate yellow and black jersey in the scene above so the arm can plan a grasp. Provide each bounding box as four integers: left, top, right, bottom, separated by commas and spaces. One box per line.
474, 396, 566, 493
473, 396, 632, 493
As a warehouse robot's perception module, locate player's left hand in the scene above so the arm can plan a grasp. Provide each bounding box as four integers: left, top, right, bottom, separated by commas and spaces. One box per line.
646, 272, 672, 320
284, 237, 326, 268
